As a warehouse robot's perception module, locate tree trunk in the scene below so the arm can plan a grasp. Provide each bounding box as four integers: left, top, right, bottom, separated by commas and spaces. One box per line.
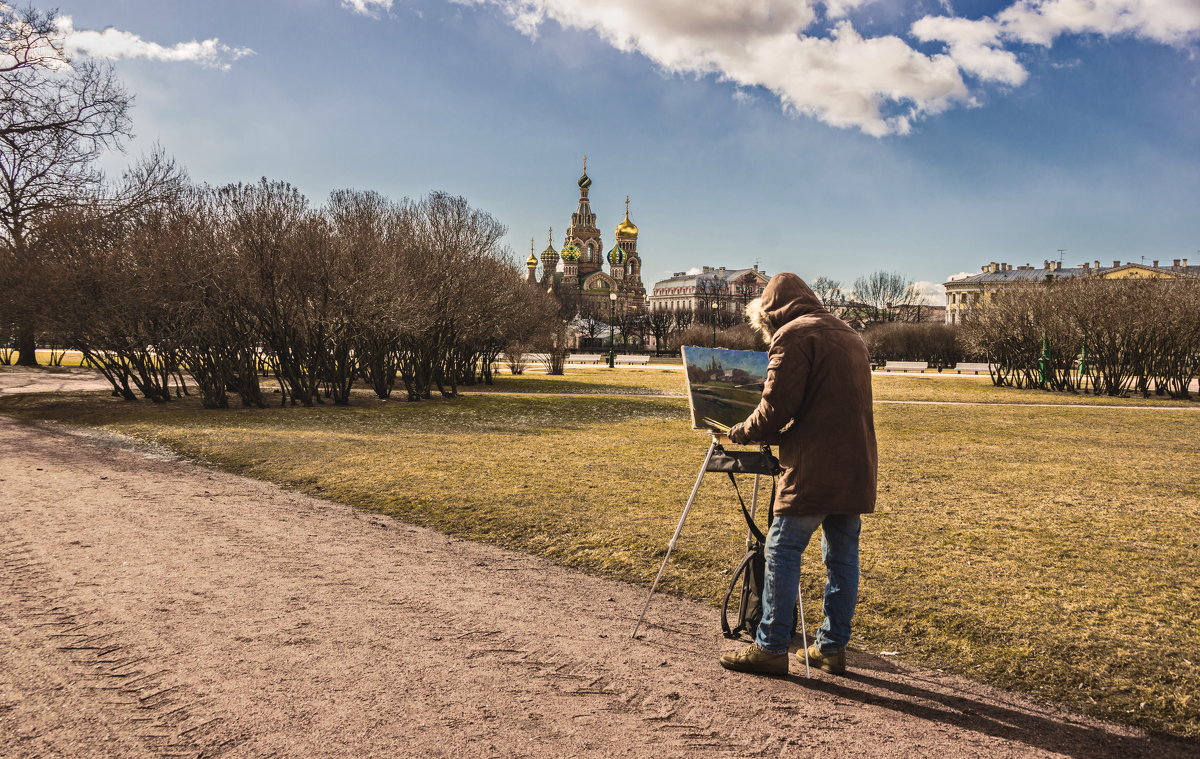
15, 326, 38, 366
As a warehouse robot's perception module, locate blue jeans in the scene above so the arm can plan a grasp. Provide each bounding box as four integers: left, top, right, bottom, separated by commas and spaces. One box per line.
755, 513, 861, 655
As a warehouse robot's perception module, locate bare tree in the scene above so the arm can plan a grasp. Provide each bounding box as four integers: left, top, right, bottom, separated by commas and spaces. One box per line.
672, 307, 695, 332
727, 273, 760, 314
627, 308, 652, 350
534, 284, 578, 375
1, 4, 133, 364
647, 308, 674, 355
693, 277, 727, 322
851, 270, 919, 325
575, 303, 606, 350
810, 276, 843, 307
2, 5, 131, 144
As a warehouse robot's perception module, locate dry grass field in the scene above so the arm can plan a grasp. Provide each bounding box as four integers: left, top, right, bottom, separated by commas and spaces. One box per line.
477, 368, 1199, 407
1, 373, 1197, 739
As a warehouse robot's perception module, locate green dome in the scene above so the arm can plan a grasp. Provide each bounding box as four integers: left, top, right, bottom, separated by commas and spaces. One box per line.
541, 243, 559, 267
577, 171, 592, 189
607, 244, 627, 266
561, 243, 581, 262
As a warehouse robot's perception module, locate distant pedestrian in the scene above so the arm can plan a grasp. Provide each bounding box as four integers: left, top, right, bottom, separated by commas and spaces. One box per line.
718, 273, 877, 677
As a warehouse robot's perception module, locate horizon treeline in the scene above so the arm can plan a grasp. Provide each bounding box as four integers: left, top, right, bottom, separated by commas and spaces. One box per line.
960, 278, 1200, 399
4, 174, 558, 407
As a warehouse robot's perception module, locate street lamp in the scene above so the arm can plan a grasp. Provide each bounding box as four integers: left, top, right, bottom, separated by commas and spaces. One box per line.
710, 301, 719, 347
608, 291, 617, 368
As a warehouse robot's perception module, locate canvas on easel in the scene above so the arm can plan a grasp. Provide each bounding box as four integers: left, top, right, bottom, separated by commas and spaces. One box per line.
681, 346, 769, 432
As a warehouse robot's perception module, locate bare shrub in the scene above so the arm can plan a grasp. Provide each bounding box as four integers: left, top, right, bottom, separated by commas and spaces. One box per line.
864, 323, 963, 368
673, 323, 766, 352
961, 278, 1200, 398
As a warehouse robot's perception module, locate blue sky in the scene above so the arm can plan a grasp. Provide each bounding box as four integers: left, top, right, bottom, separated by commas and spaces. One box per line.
42, 0, 1200, 297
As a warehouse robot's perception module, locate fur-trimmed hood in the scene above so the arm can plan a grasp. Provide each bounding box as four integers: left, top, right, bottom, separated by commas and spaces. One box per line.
758, 273, 827, 331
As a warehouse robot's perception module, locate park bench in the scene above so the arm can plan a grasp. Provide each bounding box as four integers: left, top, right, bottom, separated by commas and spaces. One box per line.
565, 354, 604, 364
613, 355, 650, 365
953, 362, 992, 375
883, 361, 928, 373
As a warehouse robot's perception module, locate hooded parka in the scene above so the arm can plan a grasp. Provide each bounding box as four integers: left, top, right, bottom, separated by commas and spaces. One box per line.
728, 273, 877, 516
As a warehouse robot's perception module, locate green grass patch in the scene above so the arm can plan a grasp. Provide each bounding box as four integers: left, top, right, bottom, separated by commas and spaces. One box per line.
472, 369, 1197, 408
0, 349, 88, 367
2, 387, 1198, 739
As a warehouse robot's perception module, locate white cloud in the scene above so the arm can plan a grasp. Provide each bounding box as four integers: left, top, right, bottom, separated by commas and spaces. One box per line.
403, 1, 1200, 136
945, 271, 973, 282
454, 0, 969, 137
914, 1, 1200, 85
911, 15, 1027, 85
55, 15, 253, 69
998, 0, 1200, 47
341, 0, 395, 16
913, 279, 948, 304
685, 266, 703, 275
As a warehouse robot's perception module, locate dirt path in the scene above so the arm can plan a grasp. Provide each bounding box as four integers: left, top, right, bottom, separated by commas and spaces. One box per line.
2, 417, 1194, 758
0, 367, 114, 395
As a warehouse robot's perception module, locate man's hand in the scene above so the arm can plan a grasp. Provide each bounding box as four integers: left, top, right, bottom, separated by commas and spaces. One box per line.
712, 433, 733, 446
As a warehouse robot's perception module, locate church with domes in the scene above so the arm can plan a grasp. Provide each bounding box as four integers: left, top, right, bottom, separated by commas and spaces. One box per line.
525, 159, 647, 314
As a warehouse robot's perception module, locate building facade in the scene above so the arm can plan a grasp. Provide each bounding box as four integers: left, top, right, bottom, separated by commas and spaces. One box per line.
943, 258, 1197, 324
525, 160, 647, 314
649, 266, 769, 316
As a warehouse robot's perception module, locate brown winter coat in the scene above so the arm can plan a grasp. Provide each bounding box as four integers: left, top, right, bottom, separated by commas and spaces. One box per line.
728, 273, 877, 516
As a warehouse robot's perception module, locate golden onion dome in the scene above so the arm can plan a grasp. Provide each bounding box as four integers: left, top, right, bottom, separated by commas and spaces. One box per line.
525, 251, 538, 267
615, 216, 638, 238
615, 196, 638, 238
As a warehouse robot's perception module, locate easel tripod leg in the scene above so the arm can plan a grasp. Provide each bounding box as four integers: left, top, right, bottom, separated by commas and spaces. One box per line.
631, 439, 718, 639
797, 562, 811, 677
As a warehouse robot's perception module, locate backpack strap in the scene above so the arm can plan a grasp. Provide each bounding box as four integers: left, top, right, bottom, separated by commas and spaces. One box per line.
725, 472, 766, 545
720, 549, 758, 638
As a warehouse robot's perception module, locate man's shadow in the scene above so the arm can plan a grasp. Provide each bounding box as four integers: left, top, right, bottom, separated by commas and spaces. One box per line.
788, 653, 1194, 759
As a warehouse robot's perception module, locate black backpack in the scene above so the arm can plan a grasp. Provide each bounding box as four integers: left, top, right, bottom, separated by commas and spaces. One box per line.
709, 447, 796, 640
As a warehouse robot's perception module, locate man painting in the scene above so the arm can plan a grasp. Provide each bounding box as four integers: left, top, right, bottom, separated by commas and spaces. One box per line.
718, 273, 877, 676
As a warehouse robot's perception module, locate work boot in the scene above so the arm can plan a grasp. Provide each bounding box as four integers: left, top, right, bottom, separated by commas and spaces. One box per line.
800, 643, 846, 674
720, 644, 788, 676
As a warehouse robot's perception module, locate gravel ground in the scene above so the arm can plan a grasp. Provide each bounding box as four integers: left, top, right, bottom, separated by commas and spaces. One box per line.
0, 415, 1194, 759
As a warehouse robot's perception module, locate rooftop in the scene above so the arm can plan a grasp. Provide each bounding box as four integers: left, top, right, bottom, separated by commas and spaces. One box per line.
652, 265, 766, 289
946, 258, 1198, 285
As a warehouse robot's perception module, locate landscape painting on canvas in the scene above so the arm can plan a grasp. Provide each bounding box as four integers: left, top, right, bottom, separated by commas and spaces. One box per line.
681, 346, 770, 431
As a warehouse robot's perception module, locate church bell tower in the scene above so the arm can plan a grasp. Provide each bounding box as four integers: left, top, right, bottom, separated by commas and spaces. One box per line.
566, 156, 603, 277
